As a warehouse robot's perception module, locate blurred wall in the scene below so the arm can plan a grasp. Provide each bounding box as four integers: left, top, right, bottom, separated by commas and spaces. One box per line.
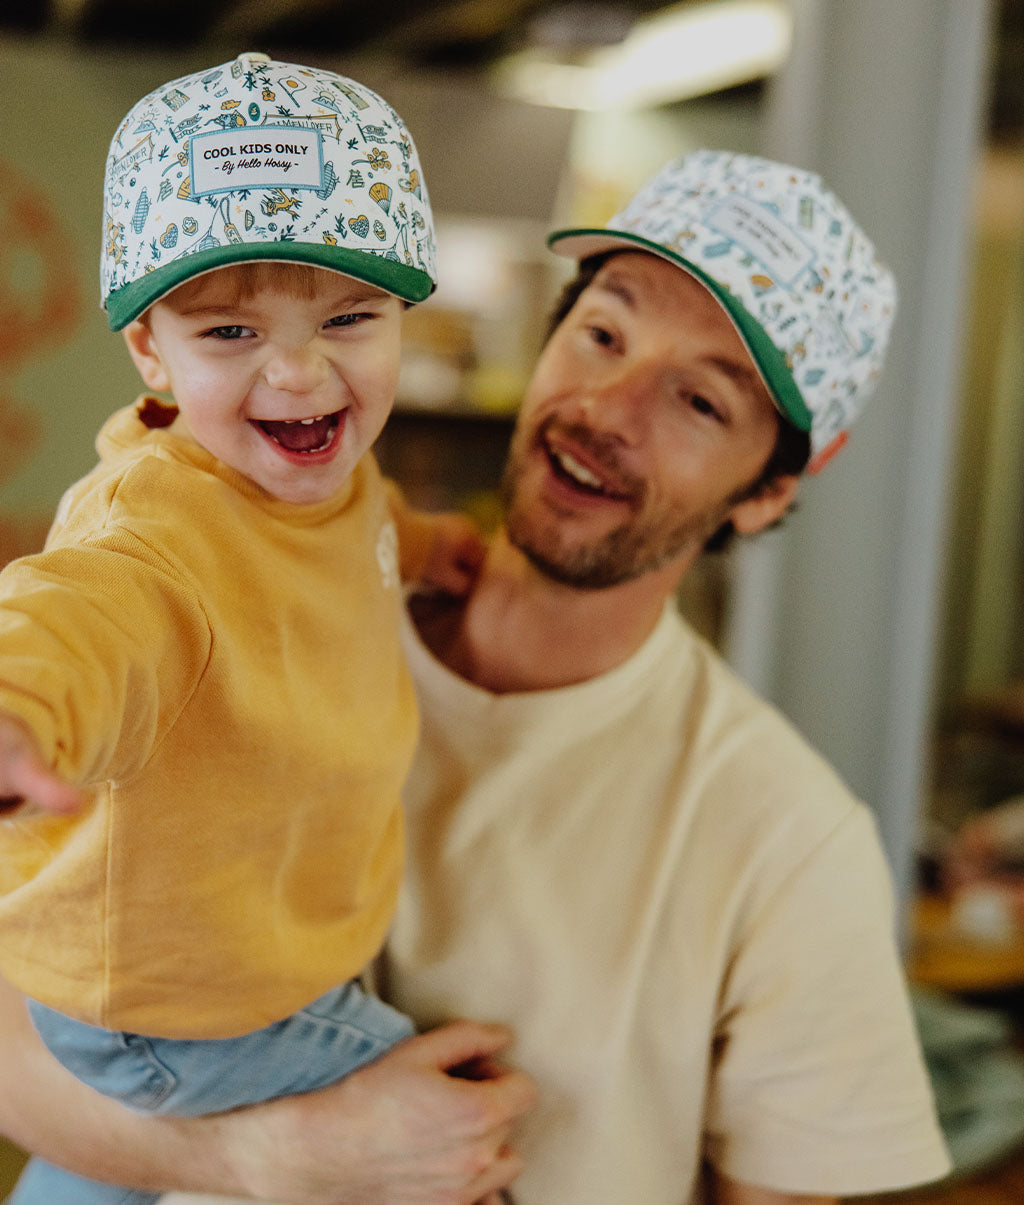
941, 149, 1024, 701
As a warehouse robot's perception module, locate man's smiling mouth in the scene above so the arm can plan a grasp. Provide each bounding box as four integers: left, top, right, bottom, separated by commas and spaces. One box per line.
544, 432, 635, 502
257, 412, 341, 454
551, 447, 604, 491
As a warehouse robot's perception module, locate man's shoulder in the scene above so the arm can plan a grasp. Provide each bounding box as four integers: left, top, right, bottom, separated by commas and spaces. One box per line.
667, 614, 821, 748
667, 613, 862, 827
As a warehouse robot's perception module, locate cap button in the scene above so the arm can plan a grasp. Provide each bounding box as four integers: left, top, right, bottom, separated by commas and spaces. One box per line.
237, 51, 271, 63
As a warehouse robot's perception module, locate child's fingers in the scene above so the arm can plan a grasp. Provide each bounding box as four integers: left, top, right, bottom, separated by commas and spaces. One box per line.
0, 719, 82, 815
5, 758, 83, 815
435, 530, 486, 597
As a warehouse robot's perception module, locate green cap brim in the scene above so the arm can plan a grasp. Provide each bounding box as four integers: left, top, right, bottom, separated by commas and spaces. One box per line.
106, 242, 434, 330
547, 227, 813, 436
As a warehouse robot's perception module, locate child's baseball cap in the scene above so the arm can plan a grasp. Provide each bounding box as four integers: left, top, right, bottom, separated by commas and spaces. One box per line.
547, 150, 897, 472
102, 52, 436, 329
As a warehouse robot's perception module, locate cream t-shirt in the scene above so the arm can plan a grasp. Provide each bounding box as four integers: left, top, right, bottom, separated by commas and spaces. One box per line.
382, 603, 949, 1202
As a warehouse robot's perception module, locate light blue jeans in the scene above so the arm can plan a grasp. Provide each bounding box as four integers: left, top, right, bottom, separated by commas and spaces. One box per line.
8, 980, 413, 1205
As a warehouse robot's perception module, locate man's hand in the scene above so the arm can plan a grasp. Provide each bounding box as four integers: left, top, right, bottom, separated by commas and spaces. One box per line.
223, 1020, 536, 1204
0, 711, 82, 815
0, 975, 533, 1204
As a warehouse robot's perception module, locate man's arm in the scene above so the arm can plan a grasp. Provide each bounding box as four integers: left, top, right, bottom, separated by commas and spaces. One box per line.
708, 1168, 835, 1205
0, 975, 535, 1204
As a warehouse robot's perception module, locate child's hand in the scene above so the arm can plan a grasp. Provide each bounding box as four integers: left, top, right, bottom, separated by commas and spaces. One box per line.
386, 482, 486, 597
418, 511, 487, 598
0, 712, 83, 816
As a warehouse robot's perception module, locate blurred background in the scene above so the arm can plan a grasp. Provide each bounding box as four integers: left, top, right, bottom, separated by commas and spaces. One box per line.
2, 0, 1024, 1196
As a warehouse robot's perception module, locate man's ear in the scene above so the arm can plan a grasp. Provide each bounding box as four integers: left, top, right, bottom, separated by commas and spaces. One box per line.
728, 473, 801, 536
122, 320, 171, 392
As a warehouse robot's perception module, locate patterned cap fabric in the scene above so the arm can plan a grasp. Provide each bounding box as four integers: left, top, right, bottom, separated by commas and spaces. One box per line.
547, 150, 897, 470
102, 52, 436, 329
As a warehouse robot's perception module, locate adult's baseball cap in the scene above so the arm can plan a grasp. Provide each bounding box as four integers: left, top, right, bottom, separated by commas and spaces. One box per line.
102, 52, 436, 329
548, 150, 897, 472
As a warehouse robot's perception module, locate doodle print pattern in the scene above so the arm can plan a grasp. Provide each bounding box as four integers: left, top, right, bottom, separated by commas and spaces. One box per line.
552, 150, 898, 463
607, 151, 898, 458
102, 53, 436, 312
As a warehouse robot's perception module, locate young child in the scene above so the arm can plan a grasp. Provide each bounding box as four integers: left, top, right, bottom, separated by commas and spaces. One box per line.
0, 52, 474, 1205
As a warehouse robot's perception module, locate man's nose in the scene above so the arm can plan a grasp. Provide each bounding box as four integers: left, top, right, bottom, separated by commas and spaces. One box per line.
573, 362, 657, 444
262, 343, 329, 394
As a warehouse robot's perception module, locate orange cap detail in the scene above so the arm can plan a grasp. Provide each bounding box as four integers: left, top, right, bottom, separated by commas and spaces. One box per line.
805, 430, 849, 475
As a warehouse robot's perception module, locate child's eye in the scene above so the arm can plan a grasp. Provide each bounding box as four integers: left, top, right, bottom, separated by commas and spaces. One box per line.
587, 325, 616, 348
325, 313, 367, 329
203, 325, 253, 340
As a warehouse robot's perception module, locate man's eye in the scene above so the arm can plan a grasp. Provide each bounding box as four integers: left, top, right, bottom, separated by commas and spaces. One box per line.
689, 394, 723, 421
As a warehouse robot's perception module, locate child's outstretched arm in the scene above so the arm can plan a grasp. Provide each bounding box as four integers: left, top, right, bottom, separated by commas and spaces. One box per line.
386, 482, 486, 598
0, 711, 83, 815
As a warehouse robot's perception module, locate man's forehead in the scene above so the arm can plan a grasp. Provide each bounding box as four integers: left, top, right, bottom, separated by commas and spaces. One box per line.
591, 252, 716, 310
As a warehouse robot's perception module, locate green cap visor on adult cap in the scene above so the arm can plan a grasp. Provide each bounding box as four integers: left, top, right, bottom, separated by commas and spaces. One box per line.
105, 242, 434, 332
545, 227, 813, 436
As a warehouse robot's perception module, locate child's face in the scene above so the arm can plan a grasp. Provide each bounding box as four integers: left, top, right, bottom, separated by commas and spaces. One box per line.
122, 265, 404, 504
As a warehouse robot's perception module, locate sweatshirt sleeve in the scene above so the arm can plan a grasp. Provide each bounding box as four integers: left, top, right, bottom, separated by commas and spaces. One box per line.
0, 528, 212, 788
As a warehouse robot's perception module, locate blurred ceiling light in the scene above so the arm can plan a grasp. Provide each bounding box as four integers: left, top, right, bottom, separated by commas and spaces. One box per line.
494, 0, 793, 111
527, 2, 637, 51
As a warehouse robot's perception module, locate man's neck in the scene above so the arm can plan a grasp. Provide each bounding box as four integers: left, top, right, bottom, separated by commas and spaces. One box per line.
411, 529, 688, 694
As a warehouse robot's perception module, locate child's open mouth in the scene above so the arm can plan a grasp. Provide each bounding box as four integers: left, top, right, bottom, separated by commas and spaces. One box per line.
257, 412, 341, 454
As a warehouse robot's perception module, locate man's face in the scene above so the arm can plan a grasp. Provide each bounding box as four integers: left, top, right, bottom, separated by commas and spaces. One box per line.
502, 252, 789, 589
122, 264, 404, 505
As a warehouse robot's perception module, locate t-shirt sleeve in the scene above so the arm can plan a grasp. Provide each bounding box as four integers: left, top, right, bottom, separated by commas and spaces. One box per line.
704, 803, 951, 1196
0, 529, 211, 786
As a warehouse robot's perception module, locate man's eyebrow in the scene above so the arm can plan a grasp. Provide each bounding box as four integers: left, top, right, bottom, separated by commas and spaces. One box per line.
592, 271, 638, 309
703, 354, 773, 410
706, 354, 760, 390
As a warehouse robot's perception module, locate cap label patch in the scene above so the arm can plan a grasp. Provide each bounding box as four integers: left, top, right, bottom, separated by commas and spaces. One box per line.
708, 195, 813, 286
190, 126, 324, 197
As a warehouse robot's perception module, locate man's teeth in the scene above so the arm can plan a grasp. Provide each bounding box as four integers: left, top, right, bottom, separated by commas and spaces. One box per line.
554, 449, 604, 490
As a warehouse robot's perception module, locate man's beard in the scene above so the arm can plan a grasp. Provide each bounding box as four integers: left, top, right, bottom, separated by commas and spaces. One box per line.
500, 421, 731, 590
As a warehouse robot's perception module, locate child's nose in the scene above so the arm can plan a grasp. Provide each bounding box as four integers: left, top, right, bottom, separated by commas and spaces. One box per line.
262, 344, 329, 394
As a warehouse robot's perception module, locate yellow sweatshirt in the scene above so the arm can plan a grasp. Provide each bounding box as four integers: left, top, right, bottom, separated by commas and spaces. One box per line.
0, 399, 417, 1038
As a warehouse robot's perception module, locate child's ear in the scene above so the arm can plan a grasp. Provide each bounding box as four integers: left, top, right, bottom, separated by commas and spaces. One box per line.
122, 320, 171, 392
728, 473, 801, 536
